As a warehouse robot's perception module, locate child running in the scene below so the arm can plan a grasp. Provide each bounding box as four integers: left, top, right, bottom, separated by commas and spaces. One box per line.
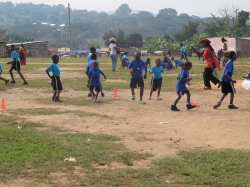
148, 59, 163, 100
86, 47, 96, 97
45, 55, 63, 102
120, 52, 129, 69
128, 52, 147, 104
144, 58, 151, 69
0, 64, 10, 85
7, 45, 28, 85
171, 57, 184, 69
213, 51, 238, 109
87, 62, 106, 103
171, 61, 195, 111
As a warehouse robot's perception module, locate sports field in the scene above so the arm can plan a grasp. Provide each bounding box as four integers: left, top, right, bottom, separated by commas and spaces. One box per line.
0, 56, 250, 187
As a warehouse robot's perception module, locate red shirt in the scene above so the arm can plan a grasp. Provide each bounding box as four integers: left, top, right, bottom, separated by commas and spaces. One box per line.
203, 48, 219, 68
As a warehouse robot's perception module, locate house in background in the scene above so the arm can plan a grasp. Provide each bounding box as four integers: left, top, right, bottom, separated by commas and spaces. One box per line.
209, 37, 250, 58
0, 30, 7, 58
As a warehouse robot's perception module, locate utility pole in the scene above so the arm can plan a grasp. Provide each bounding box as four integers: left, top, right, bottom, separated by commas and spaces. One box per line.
68, 3, 72, 55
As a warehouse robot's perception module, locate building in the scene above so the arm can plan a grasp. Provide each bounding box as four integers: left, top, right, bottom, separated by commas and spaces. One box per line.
6, 41, 49, 57
208, 37, 250, 57
0, 30, 7, 58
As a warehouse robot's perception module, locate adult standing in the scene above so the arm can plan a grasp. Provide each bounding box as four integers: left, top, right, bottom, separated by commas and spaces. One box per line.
19, 44, 26, 65
191, 38, 220, 90
221, 37, 229, 66
109, 37, 117, 71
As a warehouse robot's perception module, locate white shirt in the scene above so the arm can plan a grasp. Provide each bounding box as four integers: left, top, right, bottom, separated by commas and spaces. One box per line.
109, 43, 117, 55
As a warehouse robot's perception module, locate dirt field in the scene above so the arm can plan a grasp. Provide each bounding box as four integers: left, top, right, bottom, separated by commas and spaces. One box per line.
1, 81, 249, 160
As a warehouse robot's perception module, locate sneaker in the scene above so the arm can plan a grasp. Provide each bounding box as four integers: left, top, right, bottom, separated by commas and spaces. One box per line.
101, 93, 105, 97
94, 100, 100, 103
10, 80, 15, 84
131, 95, 135, 100
171, 105, 180, 111
213, 102, 221, 109
22, 82, 28, 85
139, 100, 146, 104
88, 93, 92, 97
186, 103, 196, 110
157, 97, 162, 100
228, 105, 238, 109
148, 97, 151, 100
54, 96, 62, 102
5, 80, 9, 85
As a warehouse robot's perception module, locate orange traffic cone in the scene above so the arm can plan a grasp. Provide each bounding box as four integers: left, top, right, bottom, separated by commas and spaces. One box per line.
113, 88, 118, 97
0, 98, 6, 109
105, 66, 109, 70
237, 64, 241, 70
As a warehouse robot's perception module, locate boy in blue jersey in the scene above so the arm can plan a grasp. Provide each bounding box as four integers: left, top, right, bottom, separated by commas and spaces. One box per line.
86, 47, 96, 97
180, 43, 188, 61
45, 55, 63, 102
171, 61, 195, 111
87, 62, 106, 103
120, 52, 129, 69
144, 58, 151, 69
7, 45, 28, 85
171, 57, 184, 69
148, 59, 164, 100
128, 52, 147, 104
213, 51, 238, 109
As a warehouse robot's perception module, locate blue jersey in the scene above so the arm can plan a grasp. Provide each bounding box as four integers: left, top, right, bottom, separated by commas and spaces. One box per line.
180, 46, 186, 53
149, 65, 163, 79
86, 60, 100, 74
122, 55, 128, 61
86, 53, 92, 63
221, 60, 234, 82
173, 59, 183, 65
128, 59, 146, 79
163, 56, 171, 63
0, 64, 2, 71
11, 51, 19, 61
46, 62, 60, 76
88, 69, 103, 86
176, 69, 189, 92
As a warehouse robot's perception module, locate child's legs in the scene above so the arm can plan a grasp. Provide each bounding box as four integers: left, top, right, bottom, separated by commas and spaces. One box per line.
230, 93, 234, 104
17, 70, 27, 82
137, 77, 144, 100
0, 77, 8, 82
186, 91, 191, 103
139, 86, 144, 101
130, 78, 137, 95
95, 87, 100, 100
157, 86, 161, 97
173, 93, 182, 105
9, 68, 15, 81
56, 90, 61, 96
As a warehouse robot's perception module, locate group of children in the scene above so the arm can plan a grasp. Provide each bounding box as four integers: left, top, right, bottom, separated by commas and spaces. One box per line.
0, 45, 240, 111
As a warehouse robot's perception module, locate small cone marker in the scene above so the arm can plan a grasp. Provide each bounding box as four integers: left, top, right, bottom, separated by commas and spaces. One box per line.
238, 64, 241, 70
0, 98, 6, 109
106, 66, 109, 70
113, 88, 118, 97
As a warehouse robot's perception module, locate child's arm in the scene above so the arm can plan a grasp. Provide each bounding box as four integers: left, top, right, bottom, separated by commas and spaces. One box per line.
101, 72, 107, 79
45, 70, 53, 79
225, 72, 236, 83
7, 59, 15, 65
144, 67, 147, 79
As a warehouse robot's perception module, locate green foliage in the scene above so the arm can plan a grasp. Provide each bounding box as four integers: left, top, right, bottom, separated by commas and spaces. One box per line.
173, 21, 200, 42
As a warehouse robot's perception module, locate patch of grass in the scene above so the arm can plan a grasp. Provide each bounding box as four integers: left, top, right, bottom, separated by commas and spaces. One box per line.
0, 120, 152, 185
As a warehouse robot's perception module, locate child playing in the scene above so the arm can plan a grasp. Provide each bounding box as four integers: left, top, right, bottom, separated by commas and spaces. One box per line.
171, 57, 184, 69
87, 62, 106, 103
213, 51, 238, 109
120, 52, 129, 69
144, 58, 151, 69
180, 43, 188, 61
128, 52, 147, 104
86, 47, 96, 97
148, 59, 163, 100
171, 61, 195, 111
45, 55, 62, 102
86, 54, 105, 96
7, 45, 28, 85
0, 64, 10, 85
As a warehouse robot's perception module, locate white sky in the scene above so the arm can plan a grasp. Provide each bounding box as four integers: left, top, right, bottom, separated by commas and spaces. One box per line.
3, 0, 250, 17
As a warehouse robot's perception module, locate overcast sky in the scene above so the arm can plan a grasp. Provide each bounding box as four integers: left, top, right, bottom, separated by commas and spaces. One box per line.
3, 0, 250, 17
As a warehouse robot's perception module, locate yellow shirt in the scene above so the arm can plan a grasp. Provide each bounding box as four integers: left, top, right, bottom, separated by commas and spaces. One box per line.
221, 42, 228, 53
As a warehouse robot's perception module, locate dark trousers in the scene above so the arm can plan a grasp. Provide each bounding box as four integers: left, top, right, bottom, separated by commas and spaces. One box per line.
203, 67, 220, 88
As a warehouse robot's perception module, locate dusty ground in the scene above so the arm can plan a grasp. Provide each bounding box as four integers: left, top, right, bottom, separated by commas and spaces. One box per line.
1, 73, 250, 186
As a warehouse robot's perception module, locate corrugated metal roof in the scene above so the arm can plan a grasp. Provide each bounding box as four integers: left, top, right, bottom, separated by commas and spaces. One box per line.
6, 41, 48, 46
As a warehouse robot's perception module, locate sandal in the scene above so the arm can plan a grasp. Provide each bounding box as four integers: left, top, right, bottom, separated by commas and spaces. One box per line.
139, 100, 146, 104
94, 100, 100, 103
131, 95, 135, 100
147, 97, 151, 100
157, 97, 162, 100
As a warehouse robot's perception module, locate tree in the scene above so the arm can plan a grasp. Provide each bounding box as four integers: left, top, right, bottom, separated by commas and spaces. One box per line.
237, 10, 250, 28
116, 30, 126, 47
102, 30, 116, 47
162, 34, 174, 42
125, 33, 143, 48
173, 21, 199, 42
114, 4, 131, 18
158, 8, 177, 16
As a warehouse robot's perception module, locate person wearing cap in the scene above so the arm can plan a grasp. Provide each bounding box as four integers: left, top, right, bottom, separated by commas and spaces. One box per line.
221, 37, 229, 66
191, 38, 220, 90
109, 37, 117, 71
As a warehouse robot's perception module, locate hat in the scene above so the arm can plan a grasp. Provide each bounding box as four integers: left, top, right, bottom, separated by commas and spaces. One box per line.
199, 38, 211, 44
110, 37, 116, 42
